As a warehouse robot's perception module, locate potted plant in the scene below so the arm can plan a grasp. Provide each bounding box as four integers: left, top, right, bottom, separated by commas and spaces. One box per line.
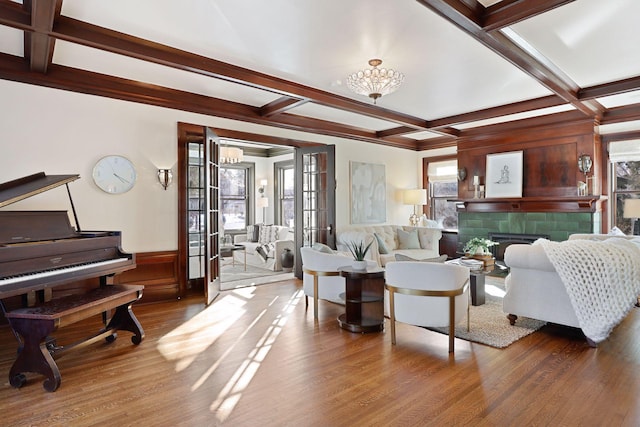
463, 237, 498, 258
347, 239, 373, 270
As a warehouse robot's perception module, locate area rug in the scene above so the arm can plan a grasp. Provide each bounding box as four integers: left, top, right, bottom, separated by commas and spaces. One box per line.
220, 263, 293, 290
427, 277, 546, 348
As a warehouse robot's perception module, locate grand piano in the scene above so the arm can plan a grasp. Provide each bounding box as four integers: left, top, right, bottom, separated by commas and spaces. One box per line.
0, 172, 144, 391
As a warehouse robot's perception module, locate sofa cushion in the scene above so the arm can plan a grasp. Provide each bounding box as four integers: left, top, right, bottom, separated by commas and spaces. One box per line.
394, 253, 447, 263
374, 233, 389, 254
397, 229, 420, 249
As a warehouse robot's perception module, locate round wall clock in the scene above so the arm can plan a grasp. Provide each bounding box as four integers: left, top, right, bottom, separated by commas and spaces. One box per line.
92, 155, 137, 194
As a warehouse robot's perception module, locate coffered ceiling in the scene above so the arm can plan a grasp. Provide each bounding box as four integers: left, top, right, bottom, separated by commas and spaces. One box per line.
1, 0, 639, 150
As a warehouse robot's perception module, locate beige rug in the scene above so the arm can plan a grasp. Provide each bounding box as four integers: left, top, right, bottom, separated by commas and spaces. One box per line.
427, 277, 546, 348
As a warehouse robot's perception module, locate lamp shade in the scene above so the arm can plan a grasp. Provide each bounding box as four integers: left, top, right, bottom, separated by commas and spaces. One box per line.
623, 199, 640, 218
402, 189, 427, 205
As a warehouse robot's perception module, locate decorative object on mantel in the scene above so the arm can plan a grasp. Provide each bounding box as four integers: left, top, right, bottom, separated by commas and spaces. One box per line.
463, 237, 498, 267
402, 188, 427, 226
457, 167, 467, 182
346, 239, 373, 270
485, 151, 523, 198
473, 175, 480, 199
346, 59, 405, 104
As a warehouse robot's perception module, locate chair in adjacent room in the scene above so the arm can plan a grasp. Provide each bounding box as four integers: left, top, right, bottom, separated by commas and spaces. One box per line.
385, 261, 470, 353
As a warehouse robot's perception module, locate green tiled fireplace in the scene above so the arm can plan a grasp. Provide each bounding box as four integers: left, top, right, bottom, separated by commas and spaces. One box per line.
458, 211, 598, 247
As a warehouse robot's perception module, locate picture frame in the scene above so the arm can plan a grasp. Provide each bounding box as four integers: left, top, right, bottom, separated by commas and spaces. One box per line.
485, 151, 523, 198
350, 161, 386, 224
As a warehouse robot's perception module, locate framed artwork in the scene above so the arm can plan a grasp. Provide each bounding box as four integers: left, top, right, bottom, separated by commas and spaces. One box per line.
485, 151, 523, 198
350, 161, 386, 223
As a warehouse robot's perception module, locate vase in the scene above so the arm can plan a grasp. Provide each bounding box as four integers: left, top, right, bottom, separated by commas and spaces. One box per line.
281, 248, 294, 272
352, 260, 367, 271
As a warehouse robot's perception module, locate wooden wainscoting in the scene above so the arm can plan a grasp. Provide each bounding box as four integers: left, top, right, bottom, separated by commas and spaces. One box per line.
112, 250, 180, 303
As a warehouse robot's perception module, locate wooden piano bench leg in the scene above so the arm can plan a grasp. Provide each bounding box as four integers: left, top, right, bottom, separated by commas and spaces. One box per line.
104, 302, 145, 345
7, 318, 61, 392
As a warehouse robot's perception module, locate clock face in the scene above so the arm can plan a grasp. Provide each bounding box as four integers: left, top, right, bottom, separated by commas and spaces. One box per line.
92, 155, 137, 194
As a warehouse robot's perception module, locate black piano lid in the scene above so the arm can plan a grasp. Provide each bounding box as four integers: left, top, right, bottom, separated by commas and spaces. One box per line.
0, 172, 80, 208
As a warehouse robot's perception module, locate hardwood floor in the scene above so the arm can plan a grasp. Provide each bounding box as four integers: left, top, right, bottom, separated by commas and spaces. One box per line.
1, 279, 639, 426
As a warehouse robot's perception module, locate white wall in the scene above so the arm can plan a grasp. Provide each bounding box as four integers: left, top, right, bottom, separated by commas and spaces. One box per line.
0, 79, 425, 252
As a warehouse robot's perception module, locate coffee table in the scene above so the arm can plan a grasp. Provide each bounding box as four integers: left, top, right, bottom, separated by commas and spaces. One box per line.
220, 244, 246, 271
445, 258, 502, 306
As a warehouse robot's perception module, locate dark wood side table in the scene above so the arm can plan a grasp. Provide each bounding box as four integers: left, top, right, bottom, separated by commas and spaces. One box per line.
338, 266, 385, 333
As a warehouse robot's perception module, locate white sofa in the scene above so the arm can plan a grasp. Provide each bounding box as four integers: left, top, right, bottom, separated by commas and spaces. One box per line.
336, 225, 443, 267
503, 233, 640, 344
233, 225, 294, 271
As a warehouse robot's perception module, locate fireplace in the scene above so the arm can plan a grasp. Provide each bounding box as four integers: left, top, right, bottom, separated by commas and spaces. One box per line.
488, 232, 549, 260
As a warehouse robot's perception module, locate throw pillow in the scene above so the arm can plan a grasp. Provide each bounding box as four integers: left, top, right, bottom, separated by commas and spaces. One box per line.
397, 229, 420, 249
312, 242, 335, 254
259, 225, 279, 244
256, 243, 274, 262
374, 233, 389, 254
246, 225, 260, 242
394, 253, 448, 263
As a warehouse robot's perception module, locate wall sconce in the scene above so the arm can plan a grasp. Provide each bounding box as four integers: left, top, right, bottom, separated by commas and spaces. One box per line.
578, 154, 593, 175
258, 179, 268, 195
457, 167, 467, 182
158, 168, 173, 190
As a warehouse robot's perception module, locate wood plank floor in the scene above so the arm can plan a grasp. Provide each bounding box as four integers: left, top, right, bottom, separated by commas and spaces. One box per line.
1, 279, 639, 426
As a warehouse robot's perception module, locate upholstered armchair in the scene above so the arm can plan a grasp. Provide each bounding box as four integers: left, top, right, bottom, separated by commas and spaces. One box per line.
300, 246, 375, 319
384, 261, 470, 353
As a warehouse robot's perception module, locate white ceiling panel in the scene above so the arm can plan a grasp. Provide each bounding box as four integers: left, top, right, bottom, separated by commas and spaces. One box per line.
0, 24, 23, 57
289, 103, 399, 132
52, 41, 279, 107
510, 0, 640, 87
453, 104, 576, 130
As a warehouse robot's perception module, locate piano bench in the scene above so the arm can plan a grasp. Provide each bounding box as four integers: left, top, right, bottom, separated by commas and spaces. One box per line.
5, 284, 145, 392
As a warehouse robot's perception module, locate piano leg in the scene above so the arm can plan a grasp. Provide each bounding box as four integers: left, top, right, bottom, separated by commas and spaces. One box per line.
103, 302, 145, 345
7, 318, 61, 392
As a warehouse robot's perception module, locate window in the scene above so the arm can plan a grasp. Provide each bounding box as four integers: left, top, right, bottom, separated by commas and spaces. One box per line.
427, 159, 458, 230
612, 161, 640, 234
275, 160, 294, 227
220, 164, 253, 233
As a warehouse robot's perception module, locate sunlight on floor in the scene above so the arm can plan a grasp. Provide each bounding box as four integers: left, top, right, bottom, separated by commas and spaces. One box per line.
210, 289, 304, 422
485, 283, 506, 298
156, 288, 255, 371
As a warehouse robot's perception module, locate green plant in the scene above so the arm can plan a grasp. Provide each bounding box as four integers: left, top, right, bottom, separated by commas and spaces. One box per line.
463, 237, 498, 255
347, 240, 373, 261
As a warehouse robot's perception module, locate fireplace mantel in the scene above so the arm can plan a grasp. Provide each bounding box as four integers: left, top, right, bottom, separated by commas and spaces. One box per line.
454, 195, 607, 213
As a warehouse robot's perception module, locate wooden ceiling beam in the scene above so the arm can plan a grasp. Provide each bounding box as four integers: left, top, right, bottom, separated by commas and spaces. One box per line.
259, 96, 309, 117
24, 0, 61, 73
579, 76, 640, 100
482, 0, 576, 31
601, 103, 640, 125
0, 52, 419, 150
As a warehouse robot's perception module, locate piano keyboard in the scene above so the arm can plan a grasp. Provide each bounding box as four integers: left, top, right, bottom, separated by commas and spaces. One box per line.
0, 258, 131, 286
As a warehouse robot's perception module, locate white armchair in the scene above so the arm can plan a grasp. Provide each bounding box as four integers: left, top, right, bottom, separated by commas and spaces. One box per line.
300, 246, 375, 319
384, 262, 470, 353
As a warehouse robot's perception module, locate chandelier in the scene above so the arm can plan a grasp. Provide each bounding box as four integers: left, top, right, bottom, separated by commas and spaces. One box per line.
346, 59, 405, 103
220, 146, 243, 164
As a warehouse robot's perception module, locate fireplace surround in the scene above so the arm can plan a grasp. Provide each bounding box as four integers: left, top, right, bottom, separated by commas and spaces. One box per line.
488, 232, 549, 260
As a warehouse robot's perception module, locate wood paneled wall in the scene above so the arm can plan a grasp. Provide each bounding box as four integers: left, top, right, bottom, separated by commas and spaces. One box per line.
456, 118, 602, 207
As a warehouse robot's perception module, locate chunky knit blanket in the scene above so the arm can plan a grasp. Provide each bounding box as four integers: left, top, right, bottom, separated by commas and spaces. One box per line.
535, 238, 640, 343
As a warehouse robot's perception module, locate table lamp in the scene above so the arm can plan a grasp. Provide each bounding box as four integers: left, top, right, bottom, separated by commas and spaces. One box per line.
402, 189, 427, 226
623, 199, 640, 235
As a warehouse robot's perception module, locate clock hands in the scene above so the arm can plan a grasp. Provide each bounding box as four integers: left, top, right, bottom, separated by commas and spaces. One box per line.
113, 173, 130, 184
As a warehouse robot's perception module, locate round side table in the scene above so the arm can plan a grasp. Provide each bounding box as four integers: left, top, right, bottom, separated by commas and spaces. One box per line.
338, 266, 385, 333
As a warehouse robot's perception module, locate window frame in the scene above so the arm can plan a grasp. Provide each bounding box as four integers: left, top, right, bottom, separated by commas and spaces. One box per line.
274, 159, 294, 227
220, 162, 254, 236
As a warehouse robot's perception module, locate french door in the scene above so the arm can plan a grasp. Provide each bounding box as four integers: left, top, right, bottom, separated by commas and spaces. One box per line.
204, 127, 221, 305
294, 145, 336, 279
